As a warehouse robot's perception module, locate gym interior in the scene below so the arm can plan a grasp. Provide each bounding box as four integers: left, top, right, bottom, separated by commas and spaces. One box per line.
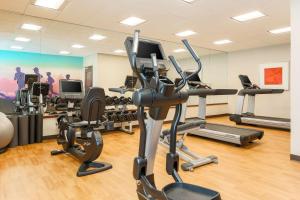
0, 1, 299, 200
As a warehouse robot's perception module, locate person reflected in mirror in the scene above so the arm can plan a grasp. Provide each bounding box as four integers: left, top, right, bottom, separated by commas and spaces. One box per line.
14, 67, 25, 90
47, 72, 55, 96
33, 67, 43, 81
66, 74, 71, 80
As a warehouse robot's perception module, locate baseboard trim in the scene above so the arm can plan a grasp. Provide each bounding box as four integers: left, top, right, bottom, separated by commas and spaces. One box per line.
43, 135, 58, 140
206, 113, 230, 118
290, 154, 300, 162
43, 114, 230, 138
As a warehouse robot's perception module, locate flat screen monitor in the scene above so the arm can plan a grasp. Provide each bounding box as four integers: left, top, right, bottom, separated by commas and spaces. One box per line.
59, 80, 84, 99
25, 74, 38, 90
32, 83, 49, 96
124, 76, 138, 89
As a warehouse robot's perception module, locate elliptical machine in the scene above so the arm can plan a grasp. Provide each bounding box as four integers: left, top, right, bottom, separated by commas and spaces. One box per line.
125, 30, 220, 200
51, 80, 112, 177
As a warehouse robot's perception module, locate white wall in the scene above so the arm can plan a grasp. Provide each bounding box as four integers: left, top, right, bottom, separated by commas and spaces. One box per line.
291, 0, 300, 157
84, 53, 133, 96
227, 44, 290, 119
97, 54, 133, 96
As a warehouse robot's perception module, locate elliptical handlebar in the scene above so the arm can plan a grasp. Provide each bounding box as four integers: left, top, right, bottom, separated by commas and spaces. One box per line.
130, 30, 140, 73
181, 39, 202, 81
168, 55, 186, 92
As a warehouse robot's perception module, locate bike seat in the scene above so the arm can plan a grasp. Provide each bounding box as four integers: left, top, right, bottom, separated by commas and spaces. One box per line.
162, 183, 220, 200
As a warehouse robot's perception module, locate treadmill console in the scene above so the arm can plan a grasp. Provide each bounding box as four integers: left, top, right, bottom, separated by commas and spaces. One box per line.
239, 75, 253, 89
124, 75, 138, 89
25, 74, 38, 90
32, 82, 50, 96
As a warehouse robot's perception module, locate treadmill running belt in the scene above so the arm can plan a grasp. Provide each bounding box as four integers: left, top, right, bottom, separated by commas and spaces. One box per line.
205, 123, 263, 137
189, 123, 264, 146
242, 115, 290, 122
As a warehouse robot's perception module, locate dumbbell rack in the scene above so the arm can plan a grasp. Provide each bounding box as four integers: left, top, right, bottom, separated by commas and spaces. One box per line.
104, 96, 138, 135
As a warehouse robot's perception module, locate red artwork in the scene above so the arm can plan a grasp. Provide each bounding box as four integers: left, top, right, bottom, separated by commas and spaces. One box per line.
264, 67, 283, 85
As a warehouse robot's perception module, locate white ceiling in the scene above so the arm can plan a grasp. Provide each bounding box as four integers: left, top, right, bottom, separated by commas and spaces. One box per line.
0, 0, 290, 57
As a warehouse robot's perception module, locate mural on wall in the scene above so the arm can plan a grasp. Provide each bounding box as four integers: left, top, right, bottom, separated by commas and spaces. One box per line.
0, 50, 83, 100
259, 62, 289, 90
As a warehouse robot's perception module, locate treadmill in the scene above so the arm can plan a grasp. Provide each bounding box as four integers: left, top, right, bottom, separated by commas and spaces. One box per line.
230, 75, 290, 130
180, 62, 264, 146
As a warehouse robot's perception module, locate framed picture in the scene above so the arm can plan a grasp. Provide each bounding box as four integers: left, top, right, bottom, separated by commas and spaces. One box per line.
259, 62, 289, 90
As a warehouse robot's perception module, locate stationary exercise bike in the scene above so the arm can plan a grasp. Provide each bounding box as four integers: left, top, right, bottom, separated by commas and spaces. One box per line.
51, 80, 112, 177
125, 30, 220, 200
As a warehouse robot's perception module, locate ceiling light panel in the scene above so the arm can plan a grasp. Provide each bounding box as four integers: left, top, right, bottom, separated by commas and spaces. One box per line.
34, 0, 65, 10
120, 17, 146, 26
15, 37, 31, 42
60, 51, 70, 55
232, 11, 266, 22
21, 23, 42, 31
175, 30, 196, 37
72, 44, 85, 49
11, 46, 23, 50
89, 34, 107, 41
173, 48, 186, 53
213, 39, 232, 45
269, 27, 291, 34
182, 0, 196, 3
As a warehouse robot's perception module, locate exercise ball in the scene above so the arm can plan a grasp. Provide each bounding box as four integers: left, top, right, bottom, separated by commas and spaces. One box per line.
0, 112, 14, 154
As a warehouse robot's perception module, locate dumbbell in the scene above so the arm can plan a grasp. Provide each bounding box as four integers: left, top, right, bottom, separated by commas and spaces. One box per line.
125, 111, 132, 122
112, 96, 120, 105
111, 112, 119, 122
105, 96, 113, 106
119, 97, 126, 105
125, 111, 134, 121
127, 97, 133, 104
132, 111, 138, 121
117, 112, 127, 122
106, 112, 113, 121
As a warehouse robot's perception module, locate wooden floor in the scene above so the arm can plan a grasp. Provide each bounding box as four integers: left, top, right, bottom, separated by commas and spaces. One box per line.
1, 116, 300, 200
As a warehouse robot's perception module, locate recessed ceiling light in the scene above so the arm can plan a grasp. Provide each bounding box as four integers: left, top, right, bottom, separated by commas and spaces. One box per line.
173, 48, 186, 53
269, 26, 291, 34
10, 45, 23, 50
72, 44, 85, 49
232, 11, 266, 22
120, 17, 146, 26
89, 34, 107, 41
59, 51, 70, 55
34, 0, 65, 10
15, 37, 31, 42
175, 30, 196, 37
21, 23, 42, 31
182, 0, 196, 3
114, 49, 126, 53
213, 39, 232, 45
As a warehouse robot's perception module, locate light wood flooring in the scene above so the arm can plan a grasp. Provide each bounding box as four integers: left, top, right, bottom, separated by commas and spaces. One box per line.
0, 116, 299, 200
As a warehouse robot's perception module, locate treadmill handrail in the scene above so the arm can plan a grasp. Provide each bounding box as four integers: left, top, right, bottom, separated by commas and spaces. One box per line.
238, 89, 284, 96
188, 89, 237, 96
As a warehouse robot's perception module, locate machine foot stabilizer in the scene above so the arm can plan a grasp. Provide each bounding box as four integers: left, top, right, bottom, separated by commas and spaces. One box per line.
181, 155, 218, 171
77, 161, 112, 177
